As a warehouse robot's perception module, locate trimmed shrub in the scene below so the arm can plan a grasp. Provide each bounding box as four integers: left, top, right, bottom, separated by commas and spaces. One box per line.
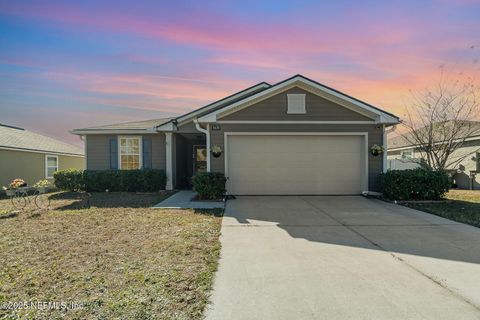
84, 169, 166, 192
54, 169, 84, 191
83, 170, 120, 192
380, 169, 450, 200
191, 172, 227, 200
55, 169, 166, 192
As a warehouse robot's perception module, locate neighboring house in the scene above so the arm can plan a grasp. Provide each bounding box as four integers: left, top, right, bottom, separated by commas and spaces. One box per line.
0, 124, 85, 188
387, 122, 480, 189
72, 74, 399, 195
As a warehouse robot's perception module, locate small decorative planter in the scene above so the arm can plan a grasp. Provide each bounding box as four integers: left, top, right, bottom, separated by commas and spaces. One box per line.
211, 145, 223, 158
33, 179, 51, 194
5, 189, 16, 197
37, 187, 47, 194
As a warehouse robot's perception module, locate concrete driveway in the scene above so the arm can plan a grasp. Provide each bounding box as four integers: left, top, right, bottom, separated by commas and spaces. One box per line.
205, 196, 480, 320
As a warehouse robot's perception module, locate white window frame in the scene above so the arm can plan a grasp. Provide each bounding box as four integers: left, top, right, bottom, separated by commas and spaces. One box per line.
45, 155, 59, 179
118, 136, 143, 170
287, 94, 306, 114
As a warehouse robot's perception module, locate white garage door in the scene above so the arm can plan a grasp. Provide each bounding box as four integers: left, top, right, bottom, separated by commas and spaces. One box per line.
226, 134, 367, 195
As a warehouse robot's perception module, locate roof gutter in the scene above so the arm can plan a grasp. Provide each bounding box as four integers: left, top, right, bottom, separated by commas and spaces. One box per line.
0, 146, 84, 157
70, 129, 156, 135
388, 134, 480, 152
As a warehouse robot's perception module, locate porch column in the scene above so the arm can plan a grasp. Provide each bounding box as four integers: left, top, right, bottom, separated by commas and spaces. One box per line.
382, 124, 387, 173
165, 132, 173, 190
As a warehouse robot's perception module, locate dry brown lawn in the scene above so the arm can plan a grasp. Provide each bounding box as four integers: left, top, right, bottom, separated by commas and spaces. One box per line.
0, 192, 222, 320
404, 189, 480, 228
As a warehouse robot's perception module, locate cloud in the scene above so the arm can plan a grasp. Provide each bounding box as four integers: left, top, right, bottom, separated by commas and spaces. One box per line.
1, 0, 479, 144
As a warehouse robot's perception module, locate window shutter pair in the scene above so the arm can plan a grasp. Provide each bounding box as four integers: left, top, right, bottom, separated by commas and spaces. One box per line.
109, 137, 152, 169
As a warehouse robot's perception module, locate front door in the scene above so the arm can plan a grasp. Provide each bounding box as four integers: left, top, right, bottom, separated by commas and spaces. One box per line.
193, 145, 207, 174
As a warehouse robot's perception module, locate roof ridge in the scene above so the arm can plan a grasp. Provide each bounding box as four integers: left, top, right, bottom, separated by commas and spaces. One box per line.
0, 123, 24, 130
82, 117, 173, 129
164, 81, 271, 125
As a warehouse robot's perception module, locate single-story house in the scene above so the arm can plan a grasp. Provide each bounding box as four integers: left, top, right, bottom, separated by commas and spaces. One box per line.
72, 74, 399, 195
0, 124, 85, 188
387, 122, 480, 190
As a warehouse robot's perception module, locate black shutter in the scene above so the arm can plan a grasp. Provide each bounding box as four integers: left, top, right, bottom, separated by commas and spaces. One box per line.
109, 138, 118, 169
143, 138, 152, 169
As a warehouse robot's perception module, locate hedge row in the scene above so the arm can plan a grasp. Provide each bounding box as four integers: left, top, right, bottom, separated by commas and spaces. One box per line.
54, 169, 166, 192
380, 169, 450, 200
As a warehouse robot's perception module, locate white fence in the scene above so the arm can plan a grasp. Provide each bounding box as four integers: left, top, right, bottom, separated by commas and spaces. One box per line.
386, 159, 421, 171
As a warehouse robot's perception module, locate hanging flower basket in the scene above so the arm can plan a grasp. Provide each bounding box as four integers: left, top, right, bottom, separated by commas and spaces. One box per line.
211, 145, 223, 158
370, 144, 384, 156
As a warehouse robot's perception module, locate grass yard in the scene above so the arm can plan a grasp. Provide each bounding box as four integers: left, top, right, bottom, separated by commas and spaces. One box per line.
404, 189, 480, 228
0, 192, 222, 320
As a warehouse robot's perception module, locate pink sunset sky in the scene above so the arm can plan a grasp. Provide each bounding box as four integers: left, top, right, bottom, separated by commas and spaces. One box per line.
1, 0, 479, 146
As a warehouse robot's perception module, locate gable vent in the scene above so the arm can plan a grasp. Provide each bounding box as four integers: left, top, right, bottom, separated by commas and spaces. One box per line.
287, 94, 306, 114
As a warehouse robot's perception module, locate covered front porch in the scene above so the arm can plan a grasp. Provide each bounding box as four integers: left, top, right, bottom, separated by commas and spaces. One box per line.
166, 129, 208, 190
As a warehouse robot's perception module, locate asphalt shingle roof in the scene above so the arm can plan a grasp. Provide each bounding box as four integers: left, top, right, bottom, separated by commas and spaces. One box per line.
73, 118, 173, 131
0, 124, 84, 156
388, 121, 480, 150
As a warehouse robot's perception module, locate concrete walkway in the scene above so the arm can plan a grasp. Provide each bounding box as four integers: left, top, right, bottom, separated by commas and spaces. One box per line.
205, 196, 480, 320
152, 190, 224, 209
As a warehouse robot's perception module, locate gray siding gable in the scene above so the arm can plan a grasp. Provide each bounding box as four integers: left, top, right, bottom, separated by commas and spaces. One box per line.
221, 87, 372, 121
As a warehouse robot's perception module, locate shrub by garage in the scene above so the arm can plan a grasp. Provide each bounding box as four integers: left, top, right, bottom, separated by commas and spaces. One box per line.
380, 169, 450, 201
191, 172, 227, 200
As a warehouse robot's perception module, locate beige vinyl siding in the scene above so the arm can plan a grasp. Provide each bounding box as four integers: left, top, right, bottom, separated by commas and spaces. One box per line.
221, 87, 373, 121
58, 155, 85, 172
443, 140, 480, 189
85, 134, 166, 170
210, 124, 383, 191
0, 149, 84, 187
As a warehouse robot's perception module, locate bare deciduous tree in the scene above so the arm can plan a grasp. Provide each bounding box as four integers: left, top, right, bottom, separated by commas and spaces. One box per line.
403, 71, 480, 171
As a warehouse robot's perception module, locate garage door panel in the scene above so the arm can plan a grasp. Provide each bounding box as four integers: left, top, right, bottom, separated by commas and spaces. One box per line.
226, 135, 366, 195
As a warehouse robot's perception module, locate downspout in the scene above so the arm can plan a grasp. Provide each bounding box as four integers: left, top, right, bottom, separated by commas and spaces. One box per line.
79, 135, 87, 169
194, 119, 211, 172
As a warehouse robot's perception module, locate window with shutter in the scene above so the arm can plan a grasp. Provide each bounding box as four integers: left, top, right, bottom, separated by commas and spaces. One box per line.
118, 136, 143, 170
